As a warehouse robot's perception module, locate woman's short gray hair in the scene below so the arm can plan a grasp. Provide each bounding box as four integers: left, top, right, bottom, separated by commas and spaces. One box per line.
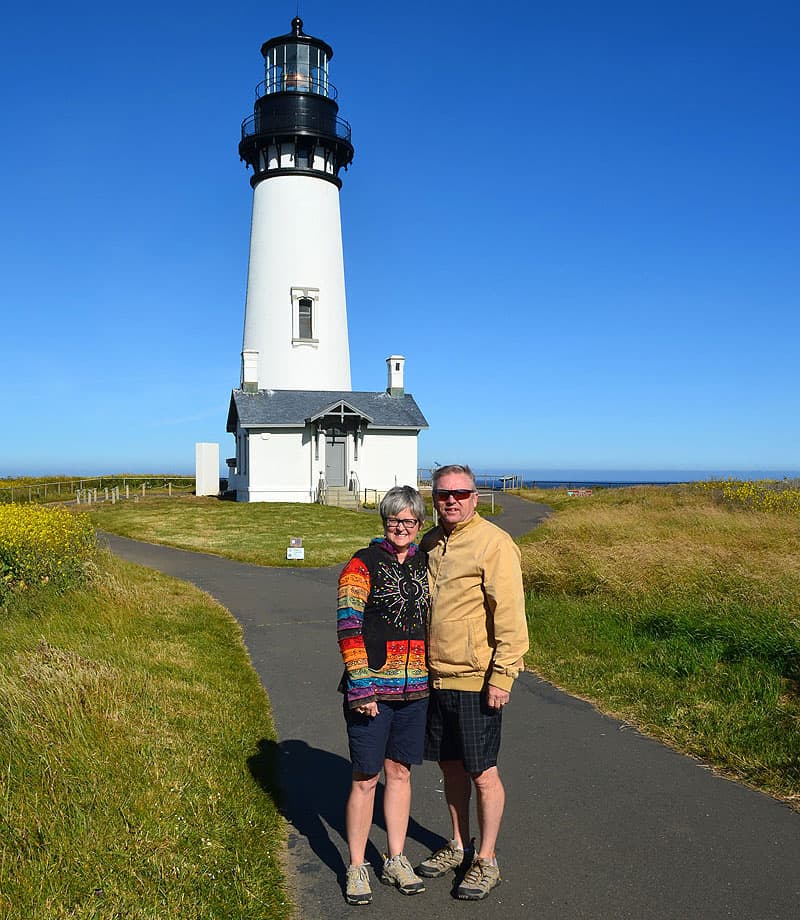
380, 485, 426, 524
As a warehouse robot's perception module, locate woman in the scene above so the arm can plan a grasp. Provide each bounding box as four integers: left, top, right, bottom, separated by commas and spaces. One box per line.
336, 485, 430, 905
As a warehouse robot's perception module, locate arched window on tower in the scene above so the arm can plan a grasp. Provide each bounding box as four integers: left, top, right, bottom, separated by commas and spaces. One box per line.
299, 297, 313, 339
291, 286, 319, 344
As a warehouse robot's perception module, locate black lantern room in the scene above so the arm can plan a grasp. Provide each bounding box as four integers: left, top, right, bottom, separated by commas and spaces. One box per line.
239, 18, 354, 188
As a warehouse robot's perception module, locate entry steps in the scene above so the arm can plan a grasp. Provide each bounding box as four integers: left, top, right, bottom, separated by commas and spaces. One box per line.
325, 486, 361, 510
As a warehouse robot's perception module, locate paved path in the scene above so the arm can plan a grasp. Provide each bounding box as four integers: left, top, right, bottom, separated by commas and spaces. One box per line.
102, 495, 799, 919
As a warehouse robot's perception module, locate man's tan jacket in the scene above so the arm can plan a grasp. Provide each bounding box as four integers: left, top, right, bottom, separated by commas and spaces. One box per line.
421, 513, 529, 693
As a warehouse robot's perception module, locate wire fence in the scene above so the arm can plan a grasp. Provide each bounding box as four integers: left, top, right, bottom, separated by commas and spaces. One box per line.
417, 469, 524, 491
0, 476, 196, 505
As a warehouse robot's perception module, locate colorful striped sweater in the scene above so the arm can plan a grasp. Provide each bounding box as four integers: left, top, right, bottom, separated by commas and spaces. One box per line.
337, 538, 430, 708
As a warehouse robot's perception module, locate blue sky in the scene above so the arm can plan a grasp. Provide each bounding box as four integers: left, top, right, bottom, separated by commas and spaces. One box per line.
2, 1, 798, 479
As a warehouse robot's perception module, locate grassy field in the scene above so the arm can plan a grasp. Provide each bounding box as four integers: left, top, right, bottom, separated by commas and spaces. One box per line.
1, 550, 290, 919
86, 494, 498, 567
5, 482, 796, 919
88, 497, 388, 567
517, 483, 800, 804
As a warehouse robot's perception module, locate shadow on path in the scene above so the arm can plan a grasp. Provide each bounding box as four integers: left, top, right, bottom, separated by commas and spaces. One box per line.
248, 739, 445, 885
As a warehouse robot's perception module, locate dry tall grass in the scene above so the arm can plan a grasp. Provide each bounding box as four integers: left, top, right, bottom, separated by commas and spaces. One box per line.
519, 485, 800, 612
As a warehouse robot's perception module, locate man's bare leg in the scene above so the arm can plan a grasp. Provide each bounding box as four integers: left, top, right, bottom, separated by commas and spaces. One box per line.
472, 765, 505, 860
440, 759, 472, 848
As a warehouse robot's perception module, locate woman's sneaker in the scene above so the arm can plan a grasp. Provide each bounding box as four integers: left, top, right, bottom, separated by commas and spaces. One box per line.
345, 863, 372, 905
380, 854, 426, 895
456, 856, 502, 900
417, 838, 474, 878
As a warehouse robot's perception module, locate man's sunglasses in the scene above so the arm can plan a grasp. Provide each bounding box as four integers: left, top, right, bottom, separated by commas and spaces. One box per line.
433, 489, 476, 501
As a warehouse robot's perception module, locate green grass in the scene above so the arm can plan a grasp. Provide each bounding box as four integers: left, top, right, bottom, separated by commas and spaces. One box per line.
0, 553, 290, 919
87, 495, 497, 568
88, 496, 386, 567
517, 485, 800, 805
527, 594, 799, 801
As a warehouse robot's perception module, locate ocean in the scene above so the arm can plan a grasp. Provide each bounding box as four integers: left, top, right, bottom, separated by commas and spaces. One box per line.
469, 469, 800, 490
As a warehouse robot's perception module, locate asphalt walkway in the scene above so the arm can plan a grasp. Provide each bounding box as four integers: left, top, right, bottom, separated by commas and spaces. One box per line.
102, 494, 799, 919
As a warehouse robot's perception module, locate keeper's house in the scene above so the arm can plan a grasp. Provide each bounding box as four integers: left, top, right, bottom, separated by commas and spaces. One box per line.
226, 358, 427, 503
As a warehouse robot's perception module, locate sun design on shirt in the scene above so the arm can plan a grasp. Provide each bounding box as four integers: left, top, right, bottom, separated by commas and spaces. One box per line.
373, 561, 429, 629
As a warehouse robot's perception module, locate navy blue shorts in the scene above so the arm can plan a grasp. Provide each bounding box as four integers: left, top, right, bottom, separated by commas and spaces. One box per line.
344, 697, 429, 775
424, 689, 502, 774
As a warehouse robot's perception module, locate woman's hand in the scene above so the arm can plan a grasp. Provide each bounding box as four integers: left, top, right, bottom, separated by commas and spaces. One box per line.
355, 701, 379, 718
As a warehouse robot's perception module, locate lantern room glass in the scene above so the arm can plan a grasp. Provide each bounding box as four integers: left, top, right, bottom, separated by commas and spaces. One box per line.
265, 42, 329, 96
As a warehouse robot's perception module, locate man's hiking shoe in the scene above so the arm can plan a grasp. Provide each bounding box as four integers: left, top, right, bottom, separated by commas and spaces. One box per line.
417, 838, 474, 878
345, 863, 372, 905
380, 854, 425, 895
456, 856, 502, 900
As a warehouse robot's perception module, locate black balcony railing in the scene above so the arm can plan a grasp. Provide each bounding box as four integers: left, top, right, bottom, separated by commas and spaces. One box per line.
255, 75, 339, 100
241, 111, 352, 144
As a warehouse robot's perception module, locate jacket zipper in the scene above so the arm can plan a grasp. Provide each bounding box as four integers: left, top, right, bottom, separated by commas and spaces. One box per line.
402, 558, 411, 695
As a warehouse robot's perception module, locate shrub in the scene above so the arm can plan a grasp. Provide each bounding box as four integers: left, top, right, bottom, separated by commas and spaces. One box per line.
698, 478, 800, 513
0, 504, 95, 598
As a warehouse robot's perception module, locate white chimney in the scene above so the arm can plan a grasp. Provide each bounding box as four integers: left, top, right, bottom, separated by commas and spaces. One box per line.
386, 355, 405, 397
241, 349, 259, 393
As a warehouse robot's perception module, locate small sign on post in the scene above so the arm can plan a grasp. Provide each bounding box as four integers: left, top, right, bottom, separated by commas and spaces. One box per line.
286, 536, 305, 561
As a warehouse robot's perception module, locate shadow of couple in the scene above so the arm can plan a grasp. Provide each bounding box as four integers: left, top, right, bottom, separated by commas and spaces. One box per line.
248, 737, 445, 883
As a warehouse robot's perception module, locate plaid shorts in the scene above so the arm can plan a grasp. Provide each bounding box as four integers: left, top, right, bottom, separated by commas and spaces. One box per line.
424, 688, 502, 774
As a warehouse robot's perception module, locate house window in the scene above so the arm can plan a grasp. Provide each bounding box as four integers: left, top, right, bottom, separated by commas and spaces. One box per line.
291, 287, 319, 344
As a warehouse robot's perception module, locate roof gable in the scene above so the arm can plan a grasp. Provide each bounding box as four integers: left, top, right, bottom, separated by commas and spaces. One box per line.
308, 398, 375, 424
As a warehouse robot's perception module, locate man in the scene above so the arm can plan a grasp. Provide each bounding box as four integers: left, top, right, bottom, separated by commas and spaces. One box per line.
418, 464, 528, 900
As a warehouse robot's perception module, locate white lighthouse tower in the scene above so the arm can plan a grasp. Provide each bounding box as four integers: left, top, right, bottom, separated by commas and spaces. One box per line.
238, 17, 354, 392
226, 19, 427, 503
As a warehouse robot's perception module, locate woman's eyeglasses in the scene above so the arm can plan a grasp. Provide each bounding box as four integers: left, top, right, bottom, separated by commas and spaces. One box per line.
385, 518, 420, 530
433, 489, 475, 501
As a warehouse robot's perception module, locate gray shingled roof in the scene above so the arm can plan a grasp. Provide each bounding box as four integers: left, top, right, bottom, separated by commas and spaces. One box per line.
227, 389, 428, 433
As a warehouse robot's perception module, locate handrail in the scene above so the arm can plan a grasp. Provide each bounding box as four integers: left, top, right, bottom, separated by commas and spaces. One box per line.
349, 471, 362, 509
317, 476, 327, 504
241, 111, 352, 143
255, 75, 339, 101
418, 469, 523, 491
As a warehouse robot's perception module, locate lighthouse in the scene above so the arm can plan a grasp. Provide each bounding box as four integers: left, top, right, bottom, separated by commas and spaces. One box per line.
227, 19, 427, 503
238, 16, 354, 392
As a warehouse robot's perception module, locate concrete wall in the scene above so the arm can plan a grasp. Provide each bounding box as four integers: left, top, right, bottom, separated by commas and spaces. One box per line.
239, 427, 314, 502
355, 430, 419, 492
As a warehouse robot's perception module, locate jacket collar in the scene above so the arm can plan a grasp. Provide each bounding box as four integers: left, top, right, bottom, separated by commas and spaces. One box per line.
441, 512, 482, 539
370, 536, 419, 558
